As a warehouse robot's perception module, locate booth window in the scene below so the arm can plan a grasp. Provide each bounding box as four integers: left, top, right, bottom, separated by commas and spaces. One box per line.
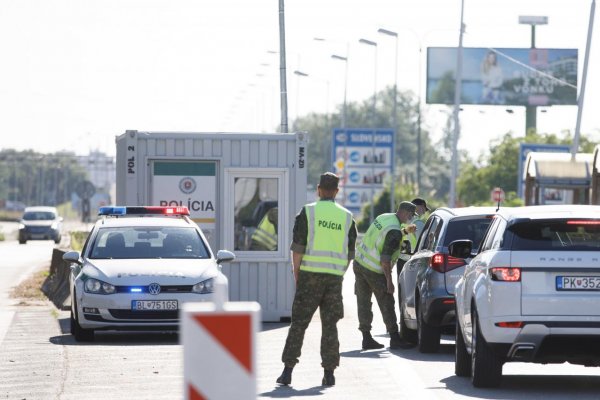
233, 177, 279, 252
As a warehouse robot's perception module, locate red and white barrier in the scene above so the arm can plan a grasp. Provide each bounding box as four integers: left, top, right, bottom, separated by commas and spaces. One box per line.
182, 285, 260, 400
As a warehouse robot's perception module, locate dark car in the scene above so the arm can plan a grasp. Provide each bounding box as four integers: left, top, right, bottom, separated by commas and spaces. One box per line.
397, 207, 496, 353
18, 206, 62, 244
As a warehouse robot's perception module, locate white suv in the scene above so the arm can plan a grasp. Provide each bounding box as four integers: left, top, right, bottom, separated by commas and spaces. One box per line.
453, 205, 600, 387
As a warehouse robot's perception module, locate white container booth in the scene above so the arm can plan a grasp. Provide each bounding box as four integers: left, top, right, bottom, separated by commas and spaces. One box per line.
524, 151, 593, 205
116, 130, 308, 321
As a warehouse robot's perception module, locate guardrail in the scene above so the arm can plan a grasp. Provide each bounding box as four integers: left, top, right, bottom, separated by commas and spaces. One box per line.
41, 248, 71, 310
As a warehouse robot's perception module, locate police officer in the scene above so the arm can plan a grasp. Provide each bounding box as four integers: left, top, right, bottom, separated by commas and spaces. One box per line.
250, 207, 278, 250
354, 201, 417, 350
276, 172, 357, 387
411, 197, 431, 239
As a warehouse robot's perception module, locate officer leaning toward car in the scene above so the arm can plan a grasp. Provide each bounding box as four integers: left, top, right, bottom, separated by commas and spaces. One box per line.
276, 172, 357, 387
411, 197, 431, 239
354, 201, 417, 350
396, 198, 430, 278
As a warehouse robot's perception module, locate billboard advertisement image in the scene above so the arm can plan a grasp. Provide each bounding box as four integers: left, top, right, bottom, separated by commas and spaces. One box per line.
427, 47, 578, 106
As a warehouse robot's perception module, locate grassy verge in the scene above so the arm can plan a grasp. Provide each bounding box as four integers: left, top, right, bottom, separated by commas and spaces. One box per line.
10, 268, 50, 305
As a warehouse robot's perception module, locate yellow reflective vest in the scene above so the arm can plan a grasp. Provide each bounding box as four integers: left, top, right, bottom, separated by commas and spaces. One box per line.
251, 213, 277, 250
299, 201, 353, 276
355, 213, 402, 274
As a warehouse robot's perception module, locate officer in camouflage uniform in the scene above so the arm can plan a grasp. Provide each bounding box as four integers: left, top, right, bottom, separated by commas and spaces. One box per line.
276, 172, 357, 387
354, 201, 417, 350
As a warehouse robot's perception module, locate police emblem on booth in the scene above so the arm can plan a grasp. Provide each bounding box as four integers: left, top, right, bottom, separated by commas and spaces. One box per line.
179, 177, 197, 194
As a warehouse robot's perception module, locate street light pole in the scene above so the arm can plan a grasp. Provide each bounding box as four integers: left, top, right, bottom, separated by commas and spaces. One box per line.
278, 0, 289, 133
573, 0, 596, 159
449, 0, 465, 208
331, 53, 349, 204
359, 38, 378, 224
378, 28, 398, 213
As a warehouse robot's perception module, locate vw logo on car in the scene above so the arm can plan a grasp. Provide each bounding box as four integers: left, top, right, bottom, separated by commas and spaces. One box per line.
148, 283, 161, 295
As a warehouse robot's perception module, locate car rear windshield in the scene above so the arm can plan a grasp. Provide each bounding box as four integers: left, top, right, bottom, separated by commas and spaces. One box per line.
510, 219, 600, 251
443, 217, 493, 250
89, 227, 211, 259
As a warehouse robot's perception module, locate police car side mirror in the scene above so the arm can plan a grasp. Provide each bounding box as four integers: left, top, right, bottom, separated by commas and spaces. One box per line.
63, 251, 83, 266
216, 250, 236, 264
448, 240, 473, 259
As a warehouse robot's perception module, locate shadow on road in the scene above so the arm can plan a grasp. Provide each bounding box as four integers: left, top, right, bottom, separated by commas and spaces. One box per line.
261, 322, 289, 332
259, 385, 328, 397
340, 348, 394, 359
441, 374, 600, 399
51, 317, 179, 345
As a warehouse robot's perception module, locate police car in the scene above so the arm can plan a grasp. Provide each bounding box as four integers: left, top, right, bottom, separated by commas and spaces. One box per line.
452, 205, 600, 387
63, 206, 234, 341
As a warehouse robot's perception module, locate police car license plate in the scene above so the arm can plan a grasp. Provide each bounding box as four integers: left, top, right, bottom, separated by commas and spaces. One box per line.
556, 276, 600, 290
131, 300, 178, 310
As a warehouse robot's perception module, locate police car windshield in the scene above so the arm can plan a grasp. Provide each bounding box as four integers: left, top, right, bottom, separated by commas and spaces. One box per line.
89, 227, 210, 259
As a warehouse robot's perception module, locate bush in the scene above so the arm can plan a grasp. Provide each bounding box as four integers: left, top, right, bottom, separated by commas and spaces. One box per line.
70, 231, 89, 252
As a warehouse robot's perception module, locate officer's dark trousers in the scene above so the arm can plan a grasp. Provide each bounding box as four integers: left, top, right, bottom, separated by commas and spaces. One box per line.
281, 270, 344, 370
353, 262, 398, 334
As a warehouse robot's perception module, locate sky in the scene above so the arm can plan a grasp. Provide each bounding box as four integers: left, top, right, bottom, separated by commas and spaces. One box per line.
0, 0, 599, 158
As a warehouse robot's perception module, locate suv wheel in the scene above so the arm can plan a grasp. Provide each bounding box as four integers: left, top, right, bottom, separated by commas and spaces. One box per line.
71, 295, 95, 342
417, 296, 441, 353
471, 309, 502, 387
455, 315, 471, 377
399, 288, 417, 344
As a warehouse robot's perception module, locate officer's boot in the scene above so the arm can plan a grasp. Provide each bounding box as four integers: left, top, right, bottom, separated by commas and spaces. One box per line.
362, 331, 384, 350
390, 331, 415, 349
276, 366, 293, 385
322, 369, 335, 386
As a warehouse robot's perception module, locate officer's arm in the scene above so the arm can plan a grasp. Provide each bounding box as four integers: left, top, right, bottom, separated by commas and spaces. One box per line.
347, 219, 358, 265
291, 251, 303, 284
381, 230, 402, 292
290, 208, 308, 284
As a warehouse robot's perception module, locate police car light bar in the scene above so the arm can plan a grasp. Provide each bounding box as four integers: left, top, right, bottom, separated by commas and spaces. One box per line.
98, 206, 190, 216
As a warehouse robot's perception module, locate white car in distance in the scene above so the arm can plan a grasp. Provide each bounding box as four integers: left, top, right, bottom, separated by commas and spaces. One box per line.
63, 206, 234, 342
453, 205, 600, 387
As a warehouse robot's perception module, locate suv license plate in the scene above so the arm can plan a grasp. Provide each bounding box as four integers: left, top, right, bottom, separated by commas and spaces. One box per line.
556, 276, 600, 291
131, 300, 178, 310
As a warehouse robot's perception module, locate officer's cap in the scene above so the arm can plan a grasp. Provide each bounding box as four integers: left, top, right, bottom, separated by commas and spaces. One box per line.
318, 172, 340, 190
411, 197, 431, 212
398, 201, 417, 215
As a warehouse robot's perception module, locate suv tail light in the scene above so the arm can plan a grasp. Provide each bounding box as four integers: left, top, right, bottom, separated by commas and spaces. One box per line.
429, 253, 467, 273
490, 267, 521, 282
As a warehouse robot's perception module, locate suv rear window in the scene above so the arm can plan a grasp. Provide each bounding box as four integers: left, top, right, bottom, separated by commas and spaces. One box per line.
443, 217, 493, 250
510, 219, 600, 251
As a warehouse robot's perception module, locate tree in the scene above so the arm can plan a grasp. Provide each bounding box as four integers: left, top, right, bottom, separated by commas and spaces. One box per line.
456, 130, 597, 206
293, 85, 450, 199
0, 150, 88, 207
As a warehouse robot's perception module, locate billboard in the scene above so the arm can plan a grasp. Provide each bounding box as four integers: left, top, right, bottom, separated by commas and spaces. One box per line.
331, 128, 394, 215
427, 47, 578, 106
